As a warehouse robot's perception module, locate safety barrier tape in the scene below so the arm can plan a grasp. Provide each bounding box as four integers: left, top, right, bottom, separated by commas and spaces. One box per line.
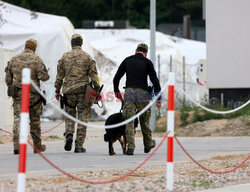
174, 136, 250, 174
176, 88, 250, 114
0, 121, 64, 136
0, 128, 12, 135
41, 121, 64, 134
27, 131, 169, 184
30, 78, 169, 129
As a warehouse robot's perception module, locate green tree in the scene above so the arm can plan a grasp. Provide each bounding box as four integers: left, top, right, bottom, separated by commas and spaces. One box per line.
3, 0, 203, 28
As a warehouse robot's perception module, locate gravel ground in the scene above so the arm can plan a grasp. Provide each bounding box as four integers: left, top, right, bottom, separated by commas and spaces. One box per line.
0, 154, 249, 192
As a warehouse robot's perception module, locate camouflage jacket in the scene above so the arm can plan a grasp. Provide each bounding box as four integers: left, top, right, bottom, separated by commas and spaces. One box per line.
5, 48, 50, 90
54, 46, 100, 94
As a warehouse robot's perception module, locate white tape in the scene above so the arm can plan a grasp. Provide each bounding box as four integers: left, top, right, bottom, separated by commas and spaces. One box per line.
177, 88, 250, 114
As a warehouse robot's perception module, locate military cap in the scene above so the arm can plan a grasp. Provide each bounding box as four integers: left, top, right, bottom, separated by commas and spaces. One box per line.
25, 39, 38, 47
137, 43, 148, 52
71, 34, 83, 41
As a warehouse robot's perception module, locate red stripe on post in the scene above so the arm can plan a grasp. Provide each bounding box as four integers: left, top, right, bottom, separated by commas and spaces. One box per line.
167, 137, 174, 162
21, 84, 30, 113
168, 86, 174, 111
18, 144, 27, 173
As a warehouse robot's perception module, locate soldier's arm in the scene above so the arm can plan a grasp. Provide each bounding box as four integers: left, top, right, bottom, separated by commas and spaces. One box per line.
54, 58, 65, 93
36, 57, 50, 82
148, 60, 161, 94
88, 59, 100, 90
113, 60, 126, 93
5, 61, 13, 86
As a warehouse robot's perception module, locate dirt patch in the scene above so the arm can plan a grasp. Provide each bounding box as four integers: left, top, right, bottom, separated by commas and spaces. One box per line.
1, 154, 249, 192
176, 117, 250, 137
156, 112, 250, 137
212, 155, 240, 161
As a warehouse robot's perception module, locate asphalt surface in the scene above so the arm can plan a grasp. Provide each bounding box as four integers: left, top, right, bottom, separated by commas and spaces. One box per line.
0, 121, 250, 192
0, 132, 250, 181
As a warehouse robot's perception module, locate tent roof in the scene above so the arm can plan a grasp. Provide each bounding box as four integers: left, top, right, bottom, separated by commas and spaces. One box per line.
0, 1, 74, 50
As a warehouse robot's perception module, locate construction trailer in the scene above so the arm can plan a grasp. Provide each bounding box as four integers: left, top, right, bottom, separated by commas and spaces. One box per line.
206, 0, 250, 107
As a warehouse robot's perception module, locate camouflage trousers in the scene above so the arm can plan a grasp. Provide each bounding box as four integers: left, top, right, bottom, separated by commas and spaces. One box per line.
122, 88, 152, 149
13, 92, 43, 150
64, 92, 92, 148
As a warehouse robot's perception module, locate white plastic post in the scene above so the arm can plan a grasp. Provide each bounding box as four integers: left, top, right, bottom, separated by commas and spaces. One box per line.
17, 68, 31, 192
166, 72, 175, 191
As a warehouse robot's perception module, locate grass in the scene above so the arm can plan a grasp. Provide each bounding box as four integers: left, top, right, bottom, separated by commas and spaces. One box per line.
181, 102, 250, 125
48, 135, 60, 139
201, 133, 211, 137
191, 179, 212, 189
215, 128, 221, 133
245, 120, 250, 126
155, 125, 165, 133
242, 115, 250, 126
180, 110, 189, 127
199, 181, 212, 189
154, 100, 250, 133
0, 140, 3, 144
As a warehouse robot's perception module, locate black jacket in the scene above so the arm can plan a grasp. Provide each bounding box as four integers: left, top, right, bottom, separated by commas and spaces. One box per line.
113, 53, 161, 95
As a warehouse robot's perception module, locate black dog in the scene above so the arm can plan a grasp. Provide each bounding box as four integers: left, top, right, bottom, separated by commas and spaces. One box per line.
104, 112, 138, 155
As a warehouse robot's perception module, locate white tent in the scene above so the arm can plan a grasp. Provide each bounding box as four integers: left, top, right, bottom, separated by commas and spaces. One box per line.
0, 1, 74, 75
0, 1, 75, 119
76, 29, 207, 114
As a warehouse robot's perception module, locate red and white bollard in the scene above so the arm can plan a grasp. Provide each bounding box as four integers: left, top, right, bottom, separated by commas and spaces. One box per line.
17, 68, 31, 192
167, 72, 175, 191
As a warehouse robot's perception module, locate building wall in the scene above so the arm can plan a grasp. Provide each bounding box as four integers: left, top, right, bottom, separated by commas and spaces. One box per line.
207, 0, 250, 89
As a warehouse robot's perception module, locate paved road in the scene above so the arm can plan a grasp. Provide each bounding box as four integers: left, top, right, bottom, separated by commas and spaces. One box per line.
0, 134, 249, 181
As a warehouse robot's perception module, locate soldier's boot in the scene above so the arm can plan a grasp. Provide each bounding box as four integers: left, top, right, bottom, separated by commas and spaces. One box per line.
34, 144, 46, 153
74, 140, 86, 153
64, 133, 73, 151
74, 148, 86, 153
14, 149, 19, 155
126, 148, 134, 155
13, 143, 19, 155
144, 139, 156, 153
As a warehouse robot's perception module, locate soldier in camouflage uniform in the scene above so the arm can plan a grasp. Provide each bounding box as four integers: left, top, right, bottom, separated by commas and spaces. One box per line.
54, 34, 100, 153
5, 39, 50, 154
113, 43, 162, 155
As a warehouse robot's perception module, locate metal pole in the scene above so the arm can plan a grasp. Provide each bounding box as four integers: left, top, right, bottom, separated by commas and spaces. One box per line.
183, 15, 191, 39
203, 0, 206, 20
170, 55, 173, 72
183, 56, 186, 104
149, 0, 156, 131
221, 93, 224, 106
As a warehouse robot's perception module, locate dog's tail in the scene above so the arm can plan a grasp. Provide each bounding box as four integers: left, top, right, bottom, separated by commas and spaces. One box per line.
104, 134, 109, 142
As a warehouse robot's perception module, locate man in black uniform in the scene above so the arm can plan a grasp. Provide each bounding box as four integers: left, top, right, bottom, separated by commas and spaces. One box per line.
113, 43, 162, 155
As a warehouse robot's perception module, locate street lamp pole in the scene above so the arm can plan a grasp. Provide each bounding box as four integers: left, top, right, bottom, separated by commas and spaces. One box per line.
149, 0, 156, 132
